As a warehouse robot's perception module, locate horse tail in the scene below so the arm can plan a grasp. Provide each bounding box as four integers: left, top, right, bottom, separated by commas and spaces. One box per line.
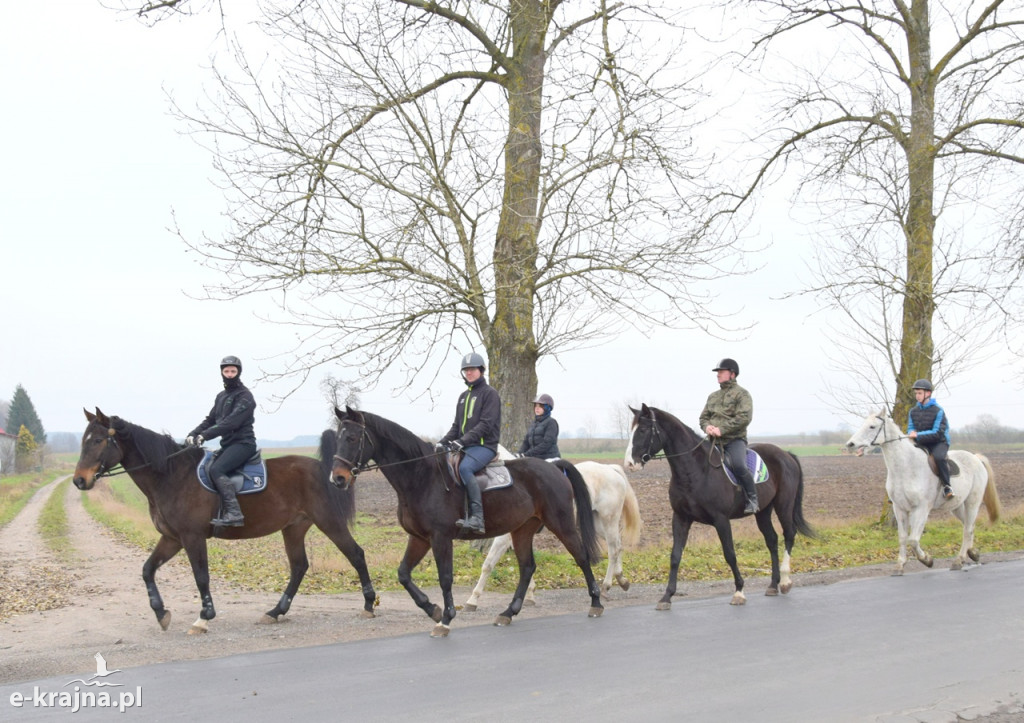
554, 459, 602, 564
977, 454, 1002, 524
318, 429, 357, 527
788, 452, 817, 539
611, 464, 643, 548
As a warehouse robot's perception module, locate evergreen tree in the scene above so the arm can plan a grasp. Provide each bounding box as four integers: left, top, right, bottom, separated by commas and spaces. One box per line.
15, 425, 38, 473
6, 385, 46, 444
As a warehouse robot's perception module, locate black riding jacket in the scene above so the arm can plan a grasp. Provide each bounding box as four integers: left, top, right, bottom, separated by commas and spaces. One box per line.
519, 414, 560, 459
190, 379, 257, 448
440, 376, 501, 452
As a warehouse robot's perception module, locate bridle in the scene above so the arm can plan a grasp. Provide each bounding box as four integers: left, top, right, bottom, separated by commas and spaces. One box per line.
92, 424, 193, 479
634, 413, 721, 467
867, 414, 910, 447
330, 419, 448, 483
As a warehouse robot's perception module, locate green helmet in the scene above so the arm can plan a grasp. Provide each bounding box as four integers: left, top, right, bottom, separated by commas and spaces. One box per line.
911, 378, 933, 392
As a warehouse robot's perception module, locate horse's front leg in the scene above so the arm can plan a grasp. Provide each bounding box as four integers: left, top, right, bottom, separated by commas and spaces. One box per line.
429, 536, 456, 638
464, 533, 513, 611
141, 534, 182, 631
906, 505, 934, 569
892, 506, 911, 575
396, 536, 442, 627
180, 535, 215, 634
657, 515, 692, 611
754, 511, 781, 596
712, 516, 746, 605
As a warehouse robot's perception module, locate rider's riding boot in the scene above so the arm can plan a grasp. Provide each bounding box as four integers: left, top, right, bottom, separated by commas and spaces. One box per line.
937, 459, 954, 499
211, 475, 245, 527
942, 484, 954, 499
456, 477, 486, 534
737, 471, 759, 515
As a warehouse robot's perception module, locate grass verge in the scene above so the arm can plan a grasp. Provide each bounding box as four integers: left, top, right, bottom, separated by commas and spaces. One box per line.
38, 478, 73, 559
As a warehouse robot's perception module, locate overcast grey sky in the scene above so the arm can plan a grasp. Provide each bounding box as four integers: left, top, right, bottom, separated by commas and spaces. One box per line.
2, 1, 1021, 445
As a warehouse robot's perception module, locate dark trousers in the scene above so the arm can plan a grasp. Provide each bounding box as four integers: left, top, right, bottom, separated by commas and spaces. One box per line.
724, 438, 757, 501
459, 446, 496, 482
210, 443, 257, 483
918, 440, 951, 486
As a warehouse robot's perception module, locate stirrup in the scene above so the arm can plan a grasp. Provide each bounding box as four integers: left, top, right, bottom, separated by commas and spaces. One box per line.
743, 500, 758, 515
456, 516, 485, 534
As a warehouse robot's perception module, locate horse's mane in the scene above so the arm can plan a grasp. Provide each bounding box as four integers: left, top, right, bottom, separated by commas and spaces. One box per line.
646, 406, 703, 443
112, 417, 200, 476
361, 410, 431, 459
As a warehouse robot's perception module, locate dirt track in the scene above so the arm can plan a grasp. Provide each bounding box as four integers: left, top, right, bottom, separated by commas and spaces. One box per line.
1, 452, 1022, 685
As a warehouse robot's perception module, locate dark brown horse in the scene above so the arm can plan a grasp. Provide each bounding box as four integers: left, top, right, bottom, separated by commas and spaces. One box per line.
625, 404, 815, 608
325, 406, 603, 637
73, 409, 377, 634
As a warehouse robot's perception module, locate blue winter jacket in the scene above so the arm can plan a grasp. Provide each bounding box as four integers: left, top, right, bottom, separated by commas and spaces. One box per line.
907, 398, 951, 445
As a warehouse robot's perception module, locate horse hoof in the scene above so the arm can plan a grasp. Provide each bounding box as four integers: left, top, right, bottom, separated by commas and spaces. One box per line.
950, 560, 963, 571
257, 614, 278, 625
655, 601, 671, 611
730, 592, 746, 606
359, 609, 376, 619
187, 622, 209, 635
494, 615, 512, 627
968, 548, 980, 562
523, 599, 536, 607
779, 582, 793, 595
923, 556, 934, 568
765, 587, 778, 597
157, 611, 172, 631
618, 579, 631, 591
430, 623, 450, 638
463, 603, 478, 612
588, 607, 604, 618
429, 605, 443, 623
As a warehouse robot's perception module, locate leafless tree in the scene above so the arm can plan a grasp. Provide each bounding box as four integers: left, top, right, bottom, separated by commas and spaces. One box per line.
115, 0, 744, 442
730, 0, 1024, 423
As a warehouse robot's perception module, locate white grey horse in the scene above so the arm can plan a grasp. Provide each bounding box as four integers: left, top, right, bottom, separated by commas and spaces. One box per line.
464, 459, 643, 610
846, 410, 1001, 574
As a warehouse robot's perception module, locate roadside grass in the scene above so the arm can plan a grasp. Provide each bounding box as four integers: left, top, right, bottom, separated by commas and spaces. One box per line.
38, 478, 74, 559
80, 475, 1024, 595
0, 463, 75, 529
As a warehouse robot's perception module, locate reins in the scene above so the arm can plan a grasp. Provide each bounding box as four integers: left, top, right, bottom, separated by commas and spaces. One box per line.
331, 421, 448, 479
639, 415, 724, 469
94, 427, 196, 480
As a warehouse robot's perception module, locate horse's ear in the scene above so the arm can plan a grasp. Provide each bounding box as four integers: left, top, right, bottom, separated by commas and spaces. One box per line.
95, 408, 110, 426
84, 408, 95, 422
628, 405, 640, 416
640, 403, 651, 417
334, 406, 344, 421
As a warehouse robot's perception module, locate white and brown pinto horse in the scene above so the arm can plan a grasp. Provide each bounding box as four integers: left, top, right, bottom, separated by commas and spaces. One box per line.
845, 411, 1001, 574
464, 459, 643, 610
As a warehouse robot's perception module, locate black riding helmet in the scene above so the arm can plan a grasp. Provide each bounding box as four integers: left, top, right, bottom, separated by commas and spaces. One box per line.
712, 358, 739, 376
220, 355, 243, 375
911, 378, 933, 392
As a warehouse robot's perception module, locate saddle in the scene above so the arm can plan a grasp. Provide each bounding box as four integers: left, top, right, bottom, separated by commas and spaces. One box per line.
196, 449, 268, 495
722, 448, 770, 488
447, 453, 513, 492
923, 452, 960, 478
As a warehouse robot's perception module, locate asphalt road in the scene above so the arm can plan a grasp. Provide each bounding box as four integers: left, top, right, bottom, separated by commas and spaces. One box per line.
3, 559, 1023, 722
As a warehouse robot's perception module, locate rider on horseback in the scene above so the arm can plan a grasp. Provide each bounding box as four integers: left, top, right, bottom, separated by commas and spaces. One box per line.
186, 355, 257, 527
518, 393, 561, 460
700, 358, 759, 515
907, 378, 954, 500
436, 352, 501, 534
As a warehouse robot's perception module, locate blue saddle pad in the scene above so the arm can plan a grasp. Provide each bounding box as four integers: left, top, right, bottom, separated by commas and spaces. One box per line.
196, 450, 267, 495
724, 449, 769, 488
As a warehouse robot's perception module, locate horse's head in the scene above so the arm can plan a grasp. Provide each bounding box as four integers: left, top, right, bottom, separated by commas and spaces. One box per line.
330, 405, 374, 489
624, 404, 663, 470
845, 409, 889, 453
74, 408, 126, 490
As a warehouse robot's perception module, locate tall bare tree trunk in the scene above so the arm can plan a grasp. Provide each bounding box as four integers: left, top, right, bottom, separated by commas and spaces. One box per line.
489, 0, 545, 447
893, 0, 935, 426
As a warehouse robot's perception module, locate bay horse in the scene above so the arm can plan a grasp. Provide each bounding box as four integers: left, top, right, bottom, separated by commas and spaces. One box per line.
73, 408, 377, 634
464, 459, 643, 610
625, 404, 815, 608
326, 406, 603, 637
845, 410, 1001, 574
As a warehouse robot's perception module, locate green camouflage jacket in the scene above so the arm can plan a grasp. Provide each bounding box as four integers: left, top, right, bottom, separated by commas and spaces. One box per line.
698, 379, 753, 442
